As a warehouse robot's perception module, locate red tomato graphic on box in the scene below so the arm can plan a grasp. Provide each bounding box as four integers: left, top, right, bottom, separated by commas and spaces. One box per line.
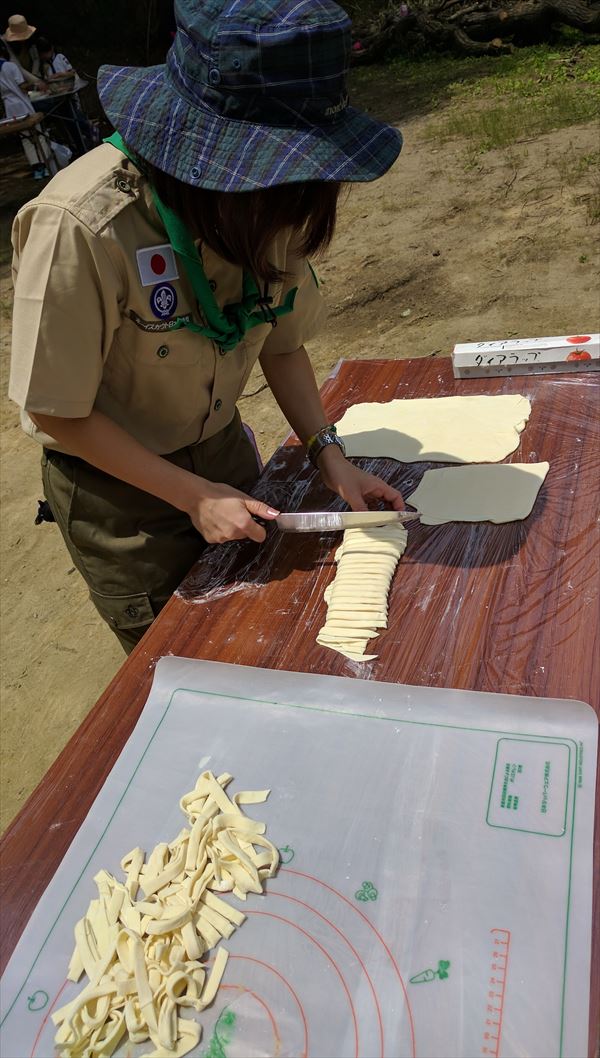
566, 349, 592, 361
566, 335, 591, 344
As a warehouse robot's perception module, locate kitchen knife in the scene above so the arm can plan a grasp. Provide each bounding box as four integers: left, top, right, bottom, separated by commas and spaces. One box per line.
276, 510, 420, 533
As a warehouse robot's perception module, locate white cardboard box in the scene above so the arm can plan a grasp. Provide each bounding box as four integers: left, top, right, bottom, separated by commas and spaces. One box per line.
452, 332, 599, 378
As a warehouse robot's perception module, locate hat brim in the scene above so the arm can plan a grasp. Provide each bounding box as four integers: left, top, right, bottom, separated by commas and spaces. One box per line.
98, 63, 402, 192
3, 25, 36, 41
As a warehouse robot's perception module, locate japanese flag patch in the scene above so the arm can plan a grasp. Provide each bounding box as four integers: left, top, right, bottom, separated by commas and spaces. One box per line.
136, 244, 179, 287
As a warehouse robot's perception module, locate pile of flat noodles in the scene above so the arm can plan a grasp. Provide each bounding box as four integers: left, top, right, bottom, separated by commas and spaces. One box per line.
52, 770, 279, 1057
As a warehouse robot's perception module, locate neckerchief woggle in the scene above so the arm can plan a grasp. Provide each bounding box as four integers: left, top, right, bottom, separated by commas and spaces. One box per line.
105, 132, 297, 352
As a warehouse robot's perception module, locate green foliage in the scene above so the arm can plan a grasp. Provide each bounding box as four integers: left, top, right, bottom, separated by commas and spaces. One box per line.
406, 44, 600, 151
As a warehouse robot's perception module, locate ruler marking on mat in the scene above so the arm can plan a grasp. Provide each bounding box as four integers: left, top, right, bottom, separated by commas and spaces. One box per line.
481, 929, 511, 1057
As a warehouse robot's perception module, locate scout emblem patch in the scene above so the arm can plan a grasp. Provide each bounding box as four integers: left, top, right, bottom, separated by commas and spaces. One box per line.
136, 244, 179, 287
150, 283, 178, 319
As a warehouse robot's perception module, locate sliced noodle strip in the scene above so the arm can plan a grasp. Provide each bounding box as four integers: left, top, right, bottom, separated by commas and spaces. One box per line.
318, 523, 408, 661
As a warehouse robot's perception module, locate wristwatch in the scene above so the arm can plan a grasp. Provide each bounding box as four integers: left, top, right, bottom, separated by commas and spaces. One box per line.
307, 424, 346, 467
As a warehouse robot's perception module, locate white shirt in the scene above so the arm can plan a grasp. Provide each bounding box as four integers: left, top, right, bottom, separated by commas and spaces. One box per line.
0, 59, 35, 119
47, 53, 72, 74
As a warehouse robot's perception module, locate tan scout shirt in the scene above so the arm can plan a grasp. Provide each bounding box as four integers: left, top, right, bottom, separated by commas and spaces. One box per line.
9, 144, 326, 454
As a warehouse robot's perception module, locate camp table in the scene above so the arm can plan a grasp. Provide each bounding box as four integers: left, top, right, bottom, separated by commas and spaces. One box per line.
0, 356, 598, 1053
32, 78, 89, 157
0, 111, 60, 173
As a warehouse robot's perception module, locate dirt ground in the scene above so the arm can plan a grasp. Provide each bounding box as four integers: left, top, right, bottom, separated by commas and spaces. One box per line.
1, 54, 599, 832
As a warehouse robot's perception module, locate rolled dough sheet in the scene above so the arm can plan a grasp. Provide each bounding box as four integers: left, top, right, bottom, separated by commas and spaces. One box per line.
337, 394, 531, 463
408, 461, 550, 525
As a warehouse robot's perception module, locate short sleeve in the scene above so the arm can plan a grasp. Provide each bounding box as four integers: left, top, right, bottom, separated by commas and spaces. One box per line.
260, 238, 326, 356
3, 61, 25, 90
53, 54, 72, 73
9, 204, 123, 417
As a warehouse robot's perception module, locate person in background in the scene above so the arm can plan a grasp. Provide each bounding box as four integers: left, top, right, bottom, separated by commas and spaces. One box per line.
0, 39, 50, 178
1, 14, 43, 86
36, 35, 94, 152
37, 36, 72, 78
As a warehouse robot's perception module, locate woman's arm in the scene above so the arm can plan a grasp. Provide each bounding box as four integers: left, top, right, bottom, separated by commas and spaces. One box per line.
31, 409, 278, 544
260, 345, 405, 510
15, 64, 44, 87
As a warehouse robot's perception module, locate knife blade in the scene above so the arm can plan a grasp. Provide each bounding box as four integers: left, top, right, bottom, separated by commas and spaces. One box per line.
275, 510, 420, 533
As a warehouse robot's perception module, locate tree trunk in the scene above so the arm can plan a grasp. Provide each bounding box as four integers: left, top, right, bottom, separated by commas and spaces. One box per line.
351, 0, 600, 62
460, 0, 600, 41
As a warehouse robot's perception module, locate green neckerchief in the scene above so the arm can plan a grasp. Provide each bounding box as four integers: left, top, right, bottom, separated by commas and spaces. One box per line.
105, 132, 297, 351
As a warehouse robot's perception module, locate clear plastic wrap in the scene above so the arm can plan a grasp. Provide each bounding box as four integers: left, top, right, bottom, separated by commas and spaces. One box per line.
179, 360, 599, 708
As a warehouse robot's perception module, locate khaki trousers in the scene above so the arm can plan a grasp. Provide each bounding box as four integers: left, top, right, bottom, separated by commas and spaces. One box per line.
41, 412, 259, 652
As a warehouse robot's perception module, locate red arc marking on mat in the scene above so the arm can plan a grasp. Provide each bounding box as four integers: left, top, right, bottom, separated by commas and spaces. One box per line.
281, 867, 417, 1058
32, 962, 306, 1058
30, 874, 415, 1058
270, 888, 384, 1058
221, 983, 281, 1054
230, 954, 308, 1057
247, 909, 359, 1058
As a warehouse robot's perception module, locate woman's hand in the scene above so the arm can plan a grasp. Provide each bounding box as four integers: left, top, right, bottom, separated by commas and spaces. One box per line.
186, 481, 279, 544
317, 445, 405, 511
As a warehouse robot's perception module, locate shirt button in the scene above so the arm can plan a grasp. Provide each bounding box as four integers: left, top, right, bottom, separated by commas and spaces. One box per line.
214, 398, 223, 411
116, 178, 131, 193
218, 347, 226, 356
125, 605, 139, 619
156, 345, 169, 358
209, 279, 217, 292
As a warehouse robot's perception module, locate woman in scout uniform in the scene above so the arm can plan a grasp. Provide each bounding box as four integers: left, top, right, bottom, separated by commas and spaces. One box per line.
9, 0, 405, 652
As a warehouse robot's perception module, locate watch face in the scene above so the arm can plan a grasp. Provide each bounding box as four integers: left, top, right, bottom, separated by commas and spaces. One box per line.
325, 432, 346, 455
309, 431, 345, 466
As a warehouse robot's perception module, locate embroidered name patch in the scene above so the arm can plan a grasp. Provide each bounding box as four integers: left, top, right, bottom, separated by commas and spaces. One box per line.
136, 244, 179, 287
128, 310, 191, 333
150, 283, 177, 319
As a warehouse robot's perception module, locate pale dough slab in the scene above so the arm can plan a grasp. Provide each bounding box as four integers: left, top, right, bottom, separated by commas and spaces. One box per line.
408, 461, 549, 525
337, 394, 531, 463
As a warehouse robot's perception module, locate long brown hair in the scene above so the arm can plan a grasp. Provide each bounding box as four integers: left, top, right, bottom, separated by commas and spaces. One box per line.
144, 162, 341, 283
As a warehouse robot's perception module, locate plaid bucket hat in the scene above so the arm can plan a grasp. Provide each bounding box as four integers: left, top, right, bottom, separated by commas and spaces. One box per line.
98, 0, 402, 192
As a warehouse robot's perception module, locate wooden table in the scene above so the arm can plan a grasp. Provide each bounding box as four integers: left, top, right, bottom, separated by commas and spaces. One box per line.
0, 113, 44, 137
1, 356, 598, 1052
0, 111, 59, 170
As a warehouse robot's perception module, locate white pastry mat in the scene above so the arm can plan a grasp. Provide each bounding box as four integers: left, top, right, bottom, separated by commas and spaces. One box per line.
0, 657, 596, 1058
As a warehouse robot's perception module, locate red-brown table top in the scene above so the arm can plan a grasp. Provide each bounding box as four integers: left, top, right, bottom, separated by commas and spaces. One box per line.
1, 356, 598, 1052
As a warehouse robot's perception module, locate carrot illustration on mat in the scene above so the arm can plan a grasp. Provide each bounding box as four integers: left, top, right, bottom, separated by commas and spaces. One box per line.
410, 959, 451, 984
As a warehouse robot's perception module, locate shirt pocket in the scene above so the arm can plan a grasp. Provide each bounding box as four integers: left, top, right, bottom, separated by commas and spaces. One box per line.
110, 315, 206, 369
